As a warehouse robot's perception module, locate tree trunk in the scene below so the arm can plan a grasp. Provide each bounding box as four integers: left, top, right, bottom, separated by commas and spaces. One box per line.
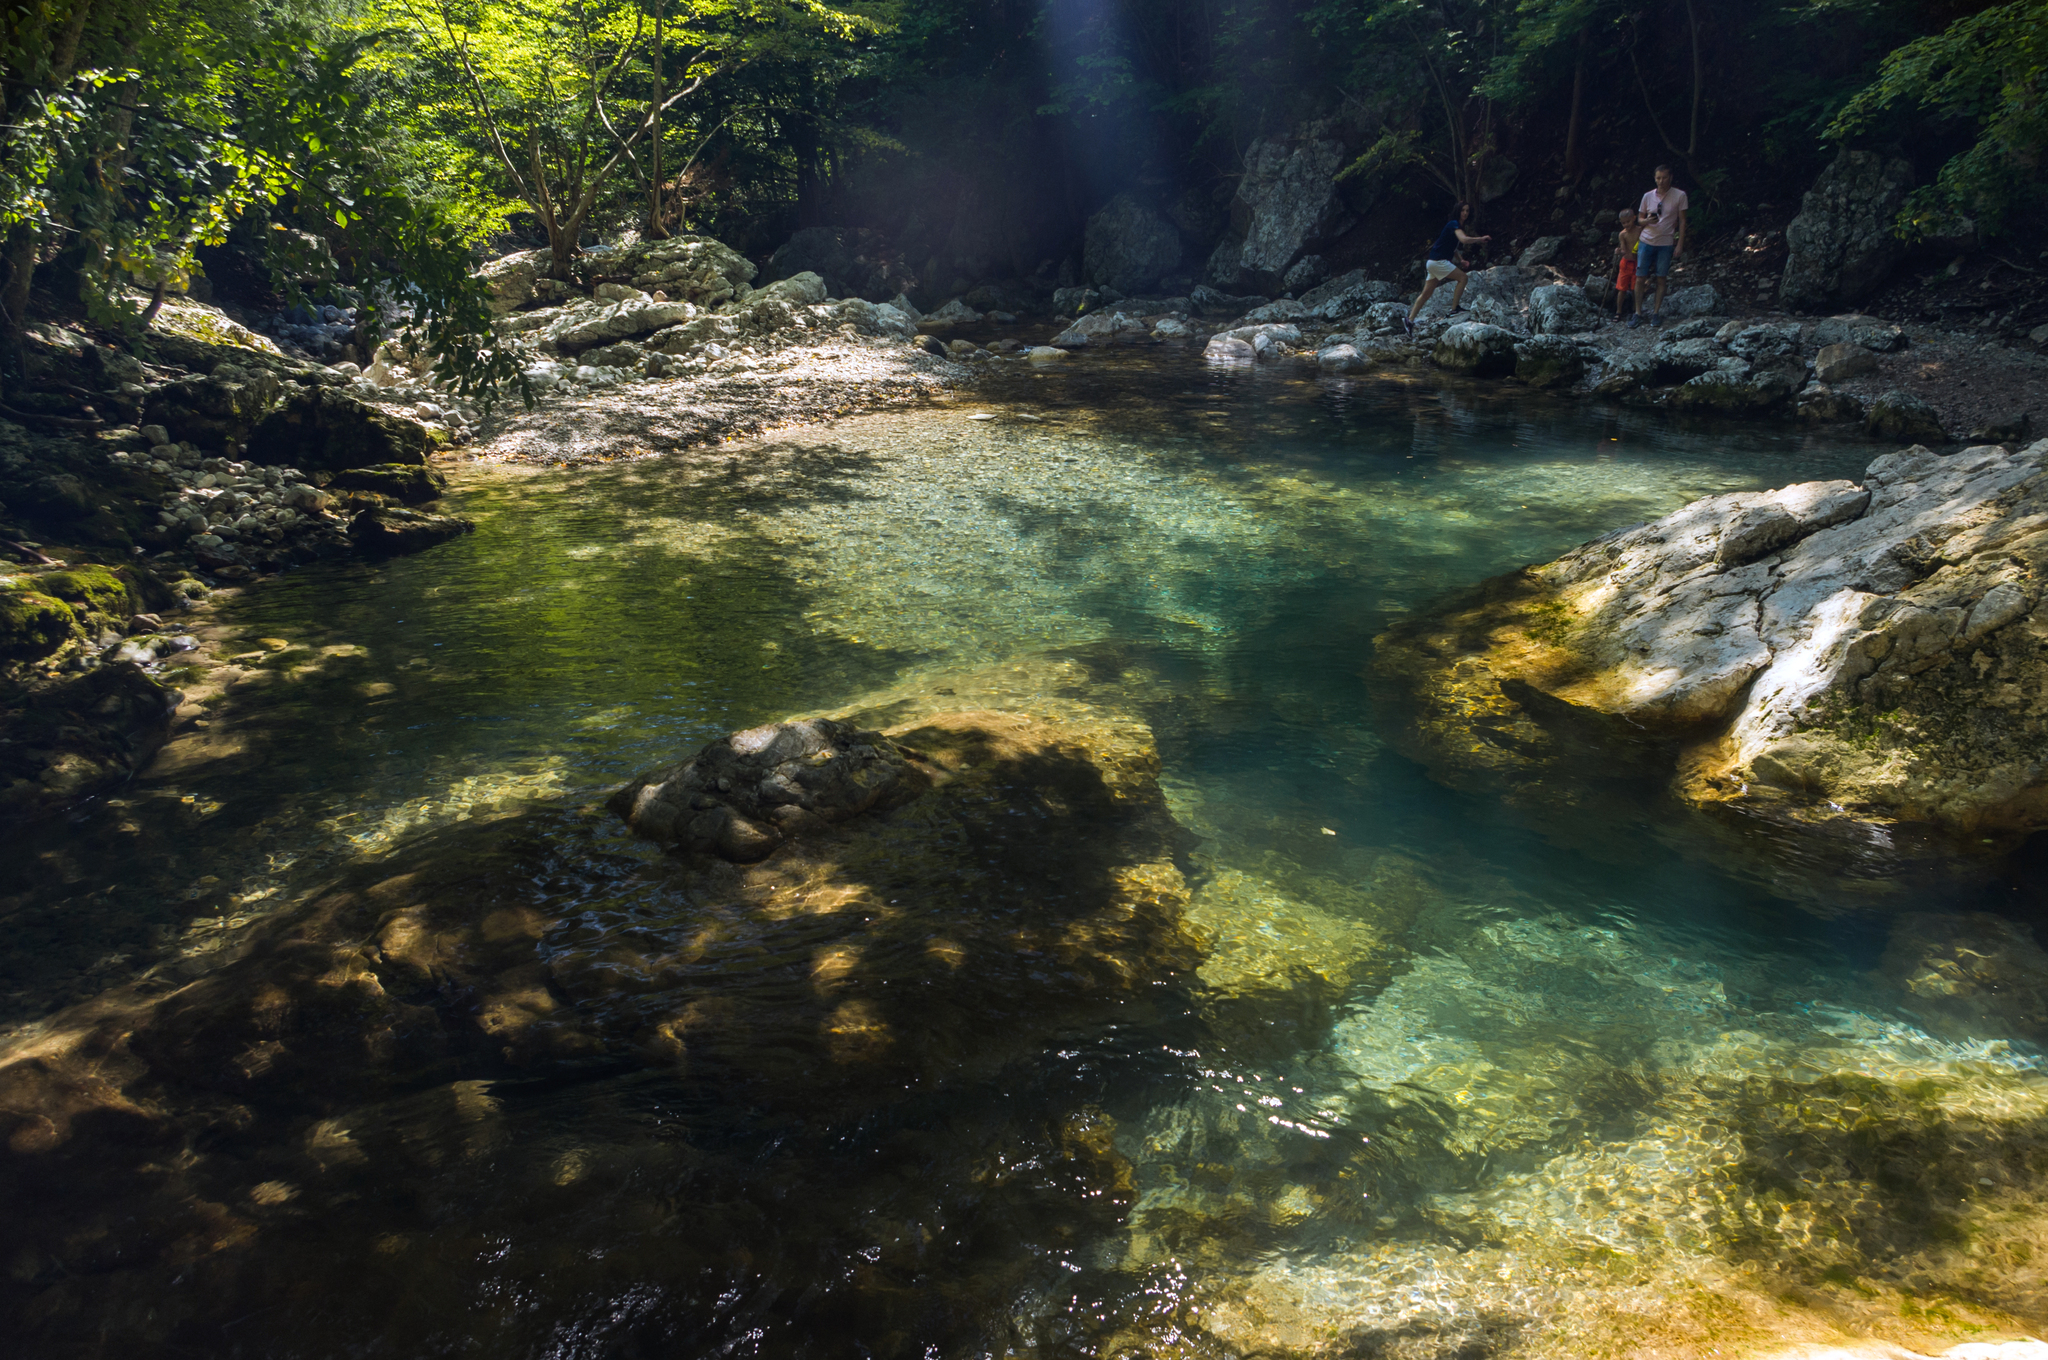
1684, 0, 1703, 159
1563, 34, 1587, 182
647, 2, 667, 238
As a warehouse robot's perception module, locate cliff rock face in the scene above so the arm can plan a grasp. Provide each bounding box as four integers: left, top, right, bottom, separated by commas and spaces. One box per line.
1373, 440, 2048, 883
1083, 194, 1183, 294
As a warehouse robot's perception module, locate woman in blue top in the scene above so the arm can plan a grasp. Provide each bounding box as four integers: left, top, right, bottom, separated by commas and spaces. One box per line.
1403, 203, 1491, 335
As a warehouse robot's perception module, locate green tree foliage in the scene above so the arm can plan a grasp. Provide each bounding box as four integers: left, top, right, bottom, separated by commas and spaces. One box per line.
362, 0, 883, 275
0, 1, 519, 398
1828, 0, 2047, 239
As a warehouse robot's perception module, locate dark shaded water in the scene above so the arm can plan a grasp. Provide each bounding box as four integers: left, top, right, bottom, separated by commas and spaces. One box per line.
8, 355, 2046, 1358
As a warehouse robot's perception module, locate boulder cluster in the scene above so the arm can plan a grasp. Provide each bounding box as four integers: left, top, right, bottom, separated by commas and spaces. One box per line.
345, 235, 931, 398
1024, 260, 1961, 437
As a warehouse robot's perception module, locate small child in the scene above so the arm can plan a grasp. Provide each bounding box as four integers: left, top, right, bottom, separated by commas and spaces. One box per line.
1613, 208, 1642, 322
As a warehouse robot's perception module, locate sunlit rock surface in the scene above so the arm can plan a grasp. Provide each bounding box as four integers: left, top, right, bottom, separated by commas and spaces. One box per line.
1373, 439, 2048, 884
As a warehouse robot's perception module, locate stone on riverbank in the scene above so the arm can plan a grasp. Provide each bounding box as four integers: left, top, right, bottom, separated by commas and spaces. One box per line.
1372, 440, 2048, 886
1513, 335, 1599, 388
1297, 270, 1396, 321
1866, 389, 1948, 443
245, 386, 432, 470
326, 462, 447, 504
1816, 341, 1880, 382
1434, 321, 1518, 376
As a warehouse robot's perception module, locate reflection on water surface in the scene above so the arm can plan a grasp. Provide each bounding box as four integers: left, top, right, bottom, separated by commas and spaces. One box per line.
7, 355, 2047, 1358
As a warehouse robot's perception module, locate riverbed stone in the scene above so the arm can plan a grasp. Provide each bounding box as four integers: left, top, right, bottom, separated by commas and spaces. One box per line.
1372, 439, 2048, 885
611, 717, 935, 861
0, 663, 1202, 1321
1051, 310, 1147, 347
0, 660, 173, 823
1316, 343, 1367, 373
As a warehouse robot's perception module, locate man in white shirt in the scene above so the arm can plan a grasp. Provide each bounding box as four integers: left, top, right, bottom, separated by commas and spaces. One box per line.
1630, 164, 1689, 328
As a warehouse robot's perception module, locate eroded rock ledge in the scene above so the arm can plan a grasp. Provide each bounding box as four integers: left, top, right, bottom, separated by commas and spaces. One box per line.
1373, 438, 2048, 879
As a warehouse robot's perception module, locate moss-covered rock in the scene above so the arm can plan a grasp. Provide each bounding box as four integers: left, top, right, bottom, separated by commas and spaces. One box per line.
0, 589, 78, 660
244, 385, 431, 470
326, 462, 446, 504
35, 564, 144, 619
140, 363, 285, 450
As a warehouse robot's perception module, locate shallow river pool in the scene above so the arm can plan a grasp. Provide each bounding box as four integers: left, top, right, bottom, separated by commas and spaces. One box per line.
8, 355, 2048, 1359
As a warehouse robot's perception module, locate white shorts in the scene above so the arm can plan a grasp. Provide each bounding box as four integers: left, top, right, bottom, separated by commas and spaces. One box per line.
1425, 258, 1461, 282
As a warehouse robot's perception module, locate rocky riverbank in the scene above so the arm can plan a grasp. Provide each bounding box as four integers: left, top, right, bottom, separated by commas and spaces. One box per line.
1373, 437, 2048, 897
1042, 262, 2043, 445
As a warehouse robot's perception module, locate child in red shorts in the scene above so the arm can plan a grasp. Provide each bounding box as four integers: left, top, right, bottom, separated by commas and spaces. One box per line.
1614, 207, 1641, 322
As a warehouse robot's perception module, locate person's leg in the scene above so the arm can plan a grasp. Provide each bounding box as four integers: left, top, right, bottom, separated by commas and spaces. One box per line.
1448, 268, 1469, 310
1407, 277, 1438, 322
1654, 270, 1671, 317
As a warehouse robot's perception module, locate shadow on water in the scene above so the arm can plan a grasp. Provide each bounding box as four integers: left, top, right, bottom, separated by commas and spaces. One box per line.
0, 440, 921, 1022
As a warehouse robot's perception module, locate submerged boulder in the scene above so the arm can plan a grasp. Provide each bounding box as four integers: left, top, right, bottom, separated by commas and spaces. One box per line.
348, 505, 472, 555
0, 661, 174, 823
610, 717, 934, 862
0, 664, 1198, 1337
1372, 440, 2048, 889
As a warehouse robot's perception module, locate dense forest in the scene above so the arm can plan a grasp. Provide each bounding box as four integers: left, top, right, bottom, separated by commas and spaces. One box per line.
2, 0, 2043, 392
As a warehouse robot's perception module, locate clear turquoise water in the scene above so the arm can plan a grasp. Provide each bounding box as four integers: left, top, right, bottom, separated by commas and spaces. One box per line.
8, 355, 2047, 1357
